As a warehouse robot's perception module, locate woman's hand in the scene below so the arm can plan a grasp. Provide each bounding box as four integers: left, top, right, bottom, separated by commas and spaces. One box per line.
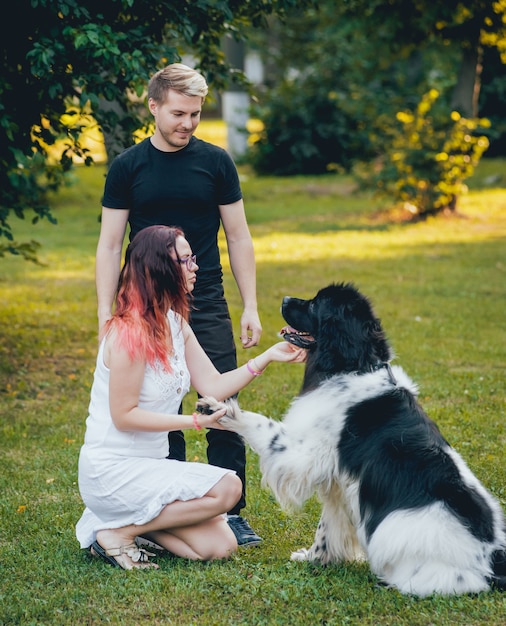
270, 341, 308, 362
254, 342, 308, 370
193, 406, 228, 430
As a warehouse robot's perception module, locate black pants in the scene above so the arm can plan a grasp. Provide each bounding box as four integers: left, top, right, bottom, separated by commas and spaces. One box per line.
168, 289, 247, 515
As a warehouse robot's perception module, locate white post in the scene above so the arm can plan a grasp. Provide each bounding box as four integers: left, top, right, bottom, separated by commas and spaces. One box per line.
222, 35, 248, 158
222, 91, 249, 159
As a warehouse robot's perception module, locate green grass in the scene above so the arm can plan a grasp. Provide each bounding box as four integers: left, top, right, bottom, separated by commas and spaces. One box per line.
1, 157, 506, 625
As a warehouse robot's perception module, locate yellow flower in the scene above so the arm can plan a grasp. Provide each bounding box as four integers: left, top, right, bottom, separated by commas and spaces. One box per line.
396, 111, 413, 124
16, 505, 27, 514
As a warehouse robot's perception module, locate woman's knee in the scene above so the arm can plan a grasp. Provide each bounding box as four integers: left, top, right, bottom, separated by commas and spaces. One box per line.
219, 473, 242, 510
206, 535, 238, 561
201, 523, 238, 561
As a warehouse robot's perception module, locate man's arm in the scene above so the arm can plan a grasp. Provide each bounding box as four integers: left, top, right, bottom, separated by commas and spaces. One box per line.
96, 207, 130, 336
219, 200, 262, 348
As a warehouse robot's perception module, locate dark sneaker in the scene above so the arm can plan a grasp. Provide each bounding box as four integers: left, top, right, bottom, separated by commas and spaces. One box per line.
227, 515, 263, 547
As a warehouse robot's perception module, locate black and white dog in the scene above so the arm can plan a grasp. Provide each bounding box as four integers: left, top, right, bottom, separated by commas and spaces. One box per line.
199, 283, 506, 596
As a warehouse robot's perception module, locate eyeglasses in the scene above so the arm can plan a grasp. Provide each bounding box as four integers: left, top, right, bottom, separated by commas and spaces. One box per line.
178, 254, 197, 270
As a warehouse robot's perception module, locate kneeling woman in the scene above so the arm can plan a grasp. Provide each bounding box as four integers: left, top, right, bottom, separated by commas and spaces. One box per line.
76, 225, 306, 569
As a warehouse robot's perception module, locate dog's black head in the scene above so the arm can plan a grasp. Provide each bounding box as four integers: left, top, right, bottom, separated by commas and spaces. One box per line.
280, 283, 393, 392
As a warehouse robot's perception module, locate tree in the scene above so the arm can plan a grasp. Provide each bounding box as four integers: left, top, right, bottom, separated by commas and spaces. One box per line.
0, 0, 315, 260
247, 0, 506, 216
338, 0, 506, 216
247, 3, 461, 174
338, 0, 506, 118
479, 45, 506, 155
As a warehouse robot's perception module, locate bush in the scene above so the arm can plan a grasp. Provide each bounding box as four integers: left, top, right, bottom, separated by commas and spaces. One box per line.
246, 77, 365, 175
357, 89, 491, 218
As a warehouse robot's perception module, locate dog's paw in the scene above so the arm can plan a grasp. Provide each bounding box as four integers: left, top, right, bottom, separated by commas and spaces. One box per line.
196, 397, 242, 430
218, 398, 242, 429
290, 548, 311, 562
195, 396, 227, 416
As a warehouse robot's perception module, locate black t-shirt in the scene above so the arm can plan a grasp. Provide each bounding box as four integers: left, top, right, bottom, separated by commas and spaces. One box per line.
102, 136, 243, 295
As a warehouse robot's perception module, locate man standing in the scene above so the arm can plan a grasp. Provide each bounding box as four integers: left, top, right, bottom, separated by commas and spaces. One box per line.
95, 63, 263, 546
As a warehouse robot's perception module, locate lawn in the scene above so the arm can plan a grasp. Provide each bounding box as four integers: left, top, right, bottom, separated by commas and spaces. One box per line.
0, 152, 505, 625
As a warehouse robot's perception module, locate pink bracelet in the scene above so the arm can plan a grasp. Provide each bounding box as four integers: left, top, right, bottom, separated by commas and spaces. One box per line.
192, 412, 202, 430
247, 359, 263, 376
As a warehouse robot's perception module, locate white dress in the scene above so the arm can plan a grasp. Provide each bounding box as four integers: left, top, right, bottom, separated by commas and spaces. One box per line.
75, 310, 234, 549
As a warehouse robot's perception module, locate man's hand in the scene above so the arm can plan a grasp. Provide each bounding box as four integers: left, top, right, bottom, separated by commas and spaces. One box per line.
240, 309, 262, 348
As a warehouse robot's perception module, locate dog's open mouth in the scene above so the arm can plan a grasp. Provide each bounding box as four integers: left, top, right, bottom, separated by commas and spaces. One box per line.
279, 326, 316, 349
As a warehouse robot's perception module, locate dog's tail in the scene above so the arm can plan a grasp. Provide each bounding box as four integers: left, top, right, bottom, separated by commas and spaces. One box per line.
489, 548, 506, 590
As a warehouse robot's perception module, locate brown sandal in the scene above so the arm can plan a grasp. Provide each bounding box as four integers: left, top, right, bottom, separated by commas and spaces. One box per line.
91, 540, 156, 569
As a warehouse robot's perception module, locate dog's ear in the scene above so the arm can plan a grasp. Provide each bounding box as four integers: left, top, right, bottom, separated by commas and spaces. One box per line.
316, 312, 361, 371
346, 291, 393, 365
358, 318, 393, 368
369, 318, 393, 363
317, 310, 392, 372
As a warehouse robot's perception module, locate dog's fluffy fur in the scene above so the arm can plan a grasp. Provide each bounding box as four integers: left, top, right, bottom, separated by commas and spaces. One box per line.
198, 283, 506, 596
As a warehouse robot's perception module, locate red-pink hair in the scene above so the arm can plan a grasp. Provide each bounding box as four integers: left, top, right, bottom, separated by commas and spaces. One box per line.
104, 225, 190, 370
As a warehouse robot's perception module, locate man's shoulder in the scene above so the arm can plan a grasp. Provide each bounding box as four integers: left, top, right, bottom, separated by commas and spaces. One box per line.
189, 138, 237, 174
111, 138, 151, 165
190, 136, 228, 157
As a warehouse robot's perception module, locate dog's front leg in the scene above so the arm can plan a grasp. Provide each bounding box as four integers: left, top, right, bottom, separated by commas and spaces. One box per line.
196, 396, 281, 457
291, 484, 364, 565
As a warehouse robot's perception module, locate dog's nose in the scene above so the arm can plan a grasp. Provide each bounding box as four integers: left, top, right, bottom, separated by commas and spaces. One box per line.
281, 296, 292, 313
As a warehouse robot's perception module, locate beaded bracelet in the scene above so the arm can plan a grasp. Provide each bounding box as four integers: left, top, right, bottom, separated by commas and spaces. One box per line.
192, 412, 202, 430
247, 359, 263, 376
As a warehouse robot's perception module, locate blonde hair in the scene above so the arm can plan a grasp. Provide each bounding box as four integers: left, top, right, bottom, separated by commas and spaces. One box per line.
148, 63, 209, 103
